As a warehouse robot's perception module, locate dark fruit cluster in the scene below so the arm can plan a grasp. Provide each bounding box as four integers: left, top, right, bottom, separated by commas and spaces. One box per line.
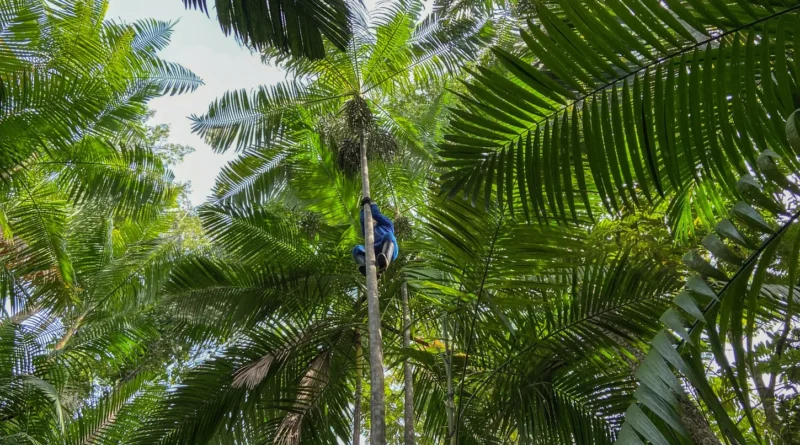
343, 96, 373, 133
336, 139, 361, 176
394, 215, 413, 241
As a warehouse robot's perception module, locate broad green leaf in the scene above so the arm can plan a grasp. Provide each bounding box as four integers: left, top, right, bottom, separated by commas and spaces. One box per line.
551, 113, 567, 223
635, 72, 663, 196
505, 140, 515, 218
519, 28, 588, 92
490, 47, 572, 103
601, 89, 629, 209
702, 42, 737, 189
775, 17, 793, 117
624, 0, 681, 48
716, 38, 748, 177
625, 404, 670, 445
484, 153, 496, 211
674, 291, 705, 322
786, 109, 800, 159
640, 0, 696, 42
471, 66, 553, 113
702, 233, 744, 265
686, 276, 716, 302
659, 309, 691, 344
516, 137, 530, 222
747, 235, 782, 353
682, 250, 729, 281
736, 175, 785, 215
531, 127, 547, 220
592, 98, 619, 212
561, 112, 577, 223
634, 385, 687, 437
583, 101, 613, 215
676, 53, 697, 182
537, 5, 616, 79
757, 150, 799, 193
496, 146, 505, 211
622, 81, 651, 202
542, 119, 559, 219
611, 86, 637, 206
731, 202, 774, 233
571, 106, 593, 220
557, 0, 632, 72
715, 218, 755, 248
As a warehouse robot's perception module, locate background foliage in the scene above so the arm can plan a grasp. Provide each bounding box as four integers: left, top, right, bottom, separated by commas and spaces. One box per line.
2, 0, 800, 444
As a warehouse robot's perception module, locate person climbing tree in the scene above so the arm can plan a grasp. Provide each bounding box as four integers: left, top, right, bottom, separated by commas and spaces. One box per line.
352, 197, 398, 276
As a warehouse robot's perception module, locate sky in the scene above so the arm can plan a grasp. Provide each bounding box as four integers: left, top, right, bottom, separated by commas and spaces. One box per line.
107, 1, 287, 205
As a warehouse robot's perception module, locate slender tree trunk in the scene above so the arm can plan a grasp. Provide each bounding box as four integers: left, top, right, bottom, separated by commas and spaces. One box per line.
749, 361, 782, 437
55, 312, 86, 351
443, 319, 456, 445
359, 126, 386, 444
401, 282, 415, 445
353, 329, 363, 445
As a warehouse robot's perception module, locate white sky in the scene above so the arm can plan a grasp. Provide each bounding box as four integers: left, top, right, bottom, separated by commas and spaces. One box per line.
107, 0, 287, 205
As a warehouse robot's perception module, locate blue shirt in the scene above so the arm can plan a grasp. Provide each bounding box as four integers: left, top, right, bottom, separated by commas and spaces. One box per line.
360, 203, 399, 256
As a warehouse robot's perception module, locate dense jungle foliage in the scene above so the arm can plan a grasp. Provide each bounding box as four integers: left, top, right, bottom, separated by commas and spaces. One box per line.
2, 0, 800, 444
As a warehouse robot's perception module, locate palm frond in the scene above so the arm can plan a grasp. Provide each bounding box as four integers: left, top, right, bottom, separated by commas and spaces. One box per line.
440, 1, 800, 231
619, 148, 800, 443
190, 82, 335, 153
181, 0, 352, 60
39, 138, 180, 221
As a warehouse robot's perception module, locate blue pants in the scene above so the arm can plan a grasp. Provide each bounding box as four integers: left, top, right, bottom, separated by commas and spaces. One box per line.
352, 233, 398, 264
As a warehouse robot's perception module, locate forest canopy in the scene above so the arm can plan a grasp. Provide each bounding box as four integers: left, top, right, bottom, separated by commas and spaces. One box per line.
2, 0, 800, 444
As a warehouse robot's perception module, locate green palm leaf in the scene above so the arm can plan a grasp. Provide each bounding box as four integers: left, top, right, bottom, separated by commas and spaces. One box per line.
181, 0, 352, 60
440, 0, 800, 231
619, 148, 800, 443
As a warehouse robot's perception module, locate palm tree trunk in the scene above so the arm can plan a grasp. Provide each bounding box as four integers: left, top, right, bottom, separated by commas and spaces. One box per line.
677, 397, 723, 445
443, 319, 455, 445
401, 282, 415, 445
353, 329, 363, 445
55, 312, 86, 351
358, 126, 386, 444
749, 361, 782, 437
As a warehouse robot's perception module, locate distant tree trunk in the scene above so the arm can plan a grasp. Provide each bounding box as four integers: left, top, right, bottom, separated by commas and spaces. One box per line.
401, 282, 415, 445
749, 361, 782, 437
55, 312, 86, 351
443, 319, 456, 445
677, 397, 723, 445
353, 329, 363, 445
359, 124, 386, 445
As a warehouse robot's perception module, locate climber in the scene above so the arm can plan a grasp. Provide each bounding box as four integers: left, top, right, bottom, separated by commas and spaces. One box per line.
352, 197, 399, 276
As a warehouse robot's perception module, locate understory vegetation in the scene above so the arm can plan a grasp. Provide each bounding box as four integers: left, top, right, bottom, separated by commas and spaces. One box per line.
2, 0, 800, 444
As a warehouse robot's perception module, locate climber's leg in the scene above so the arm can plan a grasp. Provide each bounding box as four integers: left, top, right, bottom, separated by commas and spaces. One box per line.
376, 234, 394, 270
352, 245, 367, 276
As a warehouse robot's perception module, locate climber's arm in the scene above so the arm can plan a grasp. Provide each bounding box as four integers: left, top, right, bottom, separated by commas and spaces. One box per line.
370, 203, 394, 232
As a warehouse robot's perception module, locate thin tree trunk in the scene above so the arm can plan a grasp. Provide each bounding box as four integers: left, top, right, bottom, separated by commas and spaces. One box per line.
359, 125, 386, 444
55, 312, 86, 351
749, 361, 782, 437
401, 282, 415, 445
443, 319, 455, 445
353, 329, 363, 445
